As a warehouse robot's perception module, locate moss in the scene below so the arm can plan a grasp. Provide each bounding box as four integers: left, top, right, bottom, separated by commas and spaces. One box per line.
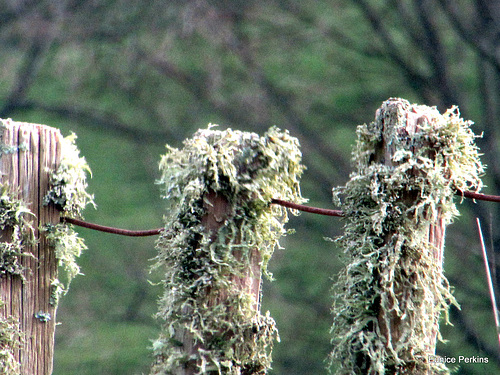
0, 185, 34, 279
329, 100, 483, 374
43, 133, 94, 302
151, 126, 305, 374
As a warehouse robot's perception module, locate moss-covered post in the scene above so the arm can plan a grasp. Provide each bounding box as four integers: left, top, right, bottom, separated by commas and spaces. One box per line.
0, 119, 92, 374
330, 98, 483, 374
151, 127, 304, 375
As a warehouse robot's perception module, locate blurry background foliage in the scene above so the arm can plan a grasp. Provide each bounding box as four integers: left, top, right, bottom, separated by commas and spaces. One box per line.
1, 1, 500, 374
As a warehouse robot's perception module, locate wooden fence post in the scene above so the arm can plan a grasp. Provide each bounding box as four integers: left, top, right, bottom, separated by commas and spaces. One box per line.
0, 119, 91, 375
150, 127, 304, 375
329, 98, 483, 374
0, 120, 61, 374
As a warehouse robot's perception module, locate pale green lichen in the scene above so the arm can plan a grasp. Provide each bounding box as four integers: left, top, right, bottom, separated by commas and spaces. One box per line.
43, 133, 94, 302
0, 127, 92, 372
44, 223, 88, 305
0, 300, 23, 375
0, 185, 34, 279
34, 311, 51, 323
151, 126, 305, 374
329, 100, 483, 374
43, 133, 94, 218
0, 119, 27, 157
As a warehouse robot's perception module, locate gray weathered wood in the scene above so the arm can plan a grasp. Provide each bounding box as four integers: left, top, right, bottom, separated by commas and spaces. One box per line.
0, 120, 61, 374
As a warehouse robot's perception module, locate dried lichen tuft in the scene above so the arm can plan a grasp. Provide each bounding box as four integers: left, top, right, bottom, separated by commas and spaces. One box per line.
0, 189, 27, 374
329, 100, 483, 374
151, 126, 305, 375
0, 300, 23, 375
0, 185, 34, 279
44, 133, 94, 218
44, 133, 94, 302
0, 126, 92, 371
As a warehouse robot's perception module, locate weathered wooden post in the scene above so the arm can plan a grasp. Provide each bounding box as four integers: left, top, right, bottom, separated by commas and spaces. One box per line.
0, 119, 91, 374
0, 120, 61, 375
329, 99, 483, 374
150, 127, 304, 374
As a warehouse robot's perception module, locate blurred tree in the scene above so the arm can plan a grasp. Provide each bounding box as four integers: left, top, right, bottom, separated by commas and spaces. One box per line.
1, 0, 500, 374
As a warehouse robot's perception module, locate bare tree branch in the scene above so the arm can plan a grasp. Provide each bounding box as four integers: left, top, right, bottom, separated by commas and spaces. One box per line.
9, 100, 177, 144
224, 11, 352, 180
353, 0, 430, 88
144, 48, 342, 193
0, 39, 52, 117
449, 305, 500, 367
282, 3, 384, 59
414, 0, 460, 107
144, 52, 258, 130
0, 0, 38, 30
437, 0, 500, 72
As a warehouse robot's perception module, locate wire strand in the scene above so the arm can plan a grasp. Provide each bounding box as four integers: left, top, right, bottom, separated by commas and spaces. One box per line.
476, 218, 500, 353
60, 189, 500, 236
61, 217, 162, 237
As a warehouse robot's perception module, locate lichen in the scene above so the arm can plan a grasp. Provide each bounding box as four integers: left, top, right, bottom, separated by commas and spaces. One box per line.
44, 223, 88, 304
34, 311, 51, 323
0, 126, 92, 371
329, 100, 483, 374
0, 130, 92, 294
43, 133, 94, 302
43, 133, 94, 218
0, 300, 23, 375
0, 184, 34, 279
151, 126, 305, 374
0, 119, 28, 157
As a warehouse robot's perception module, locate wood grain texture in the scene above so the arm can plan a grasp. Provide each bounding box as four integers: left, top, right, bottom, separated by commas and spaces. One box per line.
1, 120, 61, 375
